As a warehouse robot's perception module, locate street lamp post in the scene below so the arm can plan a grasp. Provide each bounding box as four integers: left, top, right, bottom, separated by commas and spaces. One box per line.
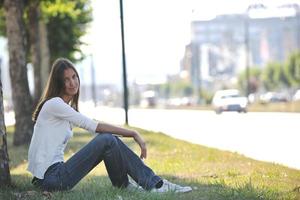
244, 13, 250, 97
119, 0, 129, 125
90, 54, 97, 107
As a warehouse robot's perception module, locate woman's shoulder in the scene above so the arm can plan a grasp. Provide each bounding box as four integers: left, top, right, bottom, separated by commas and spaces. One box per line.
43, 97, 65, 109
45, 97, 64, 104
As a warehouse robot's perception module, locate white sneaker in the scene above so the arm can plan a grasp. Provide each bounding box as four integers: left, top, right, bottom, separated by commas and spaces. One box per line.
126, 180, 144, 192
151, 179, 192, 193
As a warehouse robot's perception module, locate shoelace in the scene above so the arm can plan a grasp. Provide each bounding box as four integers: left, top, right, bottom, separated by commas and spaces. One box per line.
164, 180, 183, 190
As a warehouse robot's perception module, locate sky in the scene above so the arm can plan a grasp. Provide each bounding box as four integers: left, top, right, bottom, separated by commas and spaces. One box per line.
80, 0, 300, 86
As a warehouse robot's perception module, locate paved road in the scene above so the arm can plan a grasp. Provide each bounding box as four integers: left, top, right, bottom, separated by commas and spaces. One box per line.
5, 105, 300, 170
80, 105, 300, 170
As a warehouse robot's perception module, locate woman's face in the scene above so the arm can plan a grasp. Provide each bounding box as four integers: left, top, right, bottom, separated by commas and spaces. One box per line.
62, 68, 79, 102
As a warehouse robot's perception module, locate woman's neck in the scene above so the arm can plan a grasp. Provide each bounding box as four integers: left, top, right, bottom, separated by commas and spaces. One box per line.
61, 95, 72, 104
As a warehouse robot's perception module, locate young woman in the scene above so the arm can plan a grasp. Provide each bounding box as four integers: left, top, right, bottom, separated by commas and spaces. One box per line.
27, 58, 192, 193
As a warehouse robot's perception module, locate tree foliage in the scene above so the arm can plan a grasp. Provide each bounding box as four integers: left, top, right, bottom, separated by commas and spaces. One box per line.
0, 1, 5, 36
0, 0, 92, 63
284, 52, 300, 87
238, 67, 262, 94
41, 0, 92, 63
261, 62, 287, 91
160, 80, 193, 98
237, 53, 300, 93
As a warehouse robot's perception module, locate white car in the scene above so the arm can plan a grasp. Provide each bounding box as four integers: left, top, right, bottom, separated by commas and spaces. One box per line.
212, 89, 248, 114
293, 89, 300, 101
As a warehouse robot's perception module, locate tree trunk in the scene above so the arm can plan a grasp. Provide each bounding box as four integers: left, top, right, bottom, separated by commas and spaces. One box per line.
39, 19, 50, 89
0, 134, 10, 186
0, 60, 11, 186
4, 0, 33, 146
28, 0, 42, 106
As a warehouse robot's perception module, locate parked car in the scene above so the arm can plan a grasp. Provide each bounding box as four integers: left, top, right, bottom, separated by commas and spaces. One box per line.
293, 89, 300, 101
212, 89, 248, 114
140, 90, 157, 108
259, 92, 289, 103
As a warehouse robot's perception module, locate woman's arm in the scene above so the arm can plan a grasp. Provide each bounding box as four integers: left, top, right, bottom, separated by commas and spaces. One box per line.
96, 122, 136, 137
96, 122, 147, 159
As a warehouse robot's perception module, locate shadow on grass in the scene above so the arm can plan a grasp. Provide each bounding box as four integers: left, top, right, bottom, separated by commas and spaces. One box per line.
4, 129, 299, 200
1, 174, 296, 200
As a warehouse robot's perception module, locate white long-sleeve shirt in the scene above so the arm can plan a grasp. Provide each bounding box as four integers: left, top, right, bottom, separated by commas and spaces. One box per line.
27, 97, 98, 179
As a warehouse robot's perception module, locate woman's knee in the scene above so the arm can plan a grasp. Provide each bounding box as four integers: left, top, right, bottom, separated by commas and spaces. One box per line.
94, 133, 117, 147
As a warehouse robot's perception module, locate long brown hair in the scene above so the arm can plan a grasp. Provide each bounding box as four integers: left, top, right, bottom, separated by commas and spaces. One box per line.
32, 58, 80, 122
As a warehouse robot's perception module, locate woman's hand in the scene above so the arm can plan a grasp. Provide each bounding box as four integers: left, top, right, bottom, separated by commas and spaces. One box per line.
133, 131, 147, 159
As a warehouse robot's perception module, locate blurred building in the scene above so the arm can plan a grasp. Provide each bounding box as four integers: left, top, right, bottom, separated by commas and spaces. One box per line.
182, 3, 300, 92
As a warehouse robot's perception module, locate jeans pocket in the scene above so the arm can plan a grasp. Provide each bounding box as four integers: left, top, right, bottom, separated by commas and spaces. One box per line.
42, 174, 60, 191
42, 163, 63, 191
58, 164, 72, 190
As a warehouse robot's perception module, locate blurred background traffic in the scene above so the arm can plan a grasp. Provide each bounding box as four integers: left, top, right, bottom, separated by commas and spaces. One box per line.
1, 0, 300, 113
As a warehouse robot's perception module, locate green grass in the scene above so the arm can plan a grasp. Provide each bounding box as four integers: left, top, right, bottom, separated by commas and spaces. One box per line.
1, 126, 300, 200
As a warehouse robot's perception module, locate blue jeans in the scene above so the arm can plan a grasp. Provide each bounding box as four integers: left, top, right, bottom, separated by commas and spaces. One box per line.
34, 133, 162, 191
